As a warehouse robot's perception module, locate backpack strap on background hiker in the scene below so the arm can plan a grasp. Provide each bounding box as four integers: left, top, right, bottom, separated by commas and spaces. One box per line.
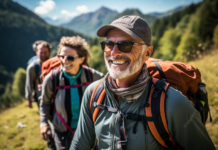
83, 65, 93, 83
33, 60, 41, 84
51, 67, 61, 95
146, 77, 176, 149
50, 68, 75, 135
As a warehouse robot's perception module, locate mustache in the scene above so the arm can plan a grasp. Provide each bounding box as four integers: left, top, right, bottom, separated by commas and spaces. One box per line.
106, 55, 131, 62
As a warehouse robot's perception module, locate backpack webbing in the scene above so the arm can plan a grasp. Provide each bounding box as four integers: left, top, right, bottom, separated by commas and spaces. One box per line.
90, 77, 177, 149
50, 67, 93, 133
146, 78, 175, 149
32, 60, 41, 102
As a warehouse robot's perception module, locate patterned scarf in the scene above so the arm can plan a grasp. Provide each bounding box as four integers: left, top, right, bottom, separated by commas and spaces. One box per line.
106, 64, 150, 103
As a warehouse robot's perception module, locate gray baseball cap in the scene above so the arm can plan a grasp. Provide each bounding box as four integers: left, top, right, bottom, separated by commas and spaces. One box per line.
97, 15, 152, 46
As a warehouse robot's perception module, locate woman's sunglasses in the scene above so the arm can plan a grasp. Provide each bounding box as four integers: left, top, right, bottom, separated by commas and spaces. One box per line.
100, 40, 146, 53
57, 54, 81, 62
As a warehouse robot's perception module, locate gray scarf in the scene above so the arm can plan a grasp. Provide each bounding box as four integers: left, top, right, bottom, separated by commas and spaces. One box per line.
106, 64, 150, 103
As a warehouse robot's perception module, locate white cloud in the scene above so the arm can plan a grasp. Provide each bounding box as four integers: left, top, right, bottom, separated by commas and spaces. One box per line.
34, 0, 56, 15
76, 5, 89, 13
61, 10, 78, 18
52, 16, 58, 21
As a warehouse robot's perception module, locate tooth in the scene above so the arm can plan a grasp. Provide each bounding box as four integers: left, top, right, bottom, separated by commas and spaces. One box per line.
112, 61, 125, 64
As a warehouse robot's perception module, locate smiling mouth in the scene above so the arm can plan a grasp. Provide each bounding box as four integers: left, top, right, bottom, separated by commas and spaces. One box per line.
64, 64, 71, 67
62, 64, 73, 70
109, 60, 128, 65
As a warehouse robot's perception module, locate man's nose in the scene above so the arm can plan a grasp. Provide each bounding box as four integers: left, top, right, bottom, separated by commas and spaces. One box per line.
111, 45, 122, 57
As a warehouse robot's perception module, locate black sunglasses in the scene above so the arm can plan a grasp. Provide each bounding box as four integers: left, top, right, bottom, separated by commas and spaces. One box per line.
100, 40, 146, 53
57, 54, 81, 62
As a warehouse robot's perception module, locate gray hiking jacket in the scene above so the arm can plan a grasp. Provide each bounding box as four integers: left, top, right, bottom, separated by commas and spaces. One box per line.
25, 59, 41, 101
70, 79, 215, 150
40, 67, 104, 132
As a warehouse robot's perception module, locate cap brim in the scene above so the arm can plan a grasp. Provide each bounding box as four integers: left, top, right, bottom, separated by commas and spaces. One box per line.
97, 24, 141, 40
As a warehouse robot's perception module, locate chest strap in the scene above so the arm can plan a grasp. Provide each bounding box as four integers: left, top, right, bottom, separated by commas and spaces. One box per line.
94, 102, 154, 150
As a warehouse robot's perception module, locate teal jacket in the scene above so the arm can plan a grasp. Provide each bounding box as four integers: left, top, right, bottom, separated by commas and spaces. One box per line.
70, 79, 215, 150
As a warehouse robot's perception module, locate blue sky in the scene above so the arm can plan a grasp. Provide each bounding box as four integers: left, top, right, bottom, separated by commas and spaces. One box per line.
13, 0, 203, 21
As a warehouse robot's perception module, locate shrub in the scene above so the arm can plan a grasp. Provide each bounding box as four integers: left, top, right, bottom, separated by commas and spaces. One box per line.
213, 25, 218, 47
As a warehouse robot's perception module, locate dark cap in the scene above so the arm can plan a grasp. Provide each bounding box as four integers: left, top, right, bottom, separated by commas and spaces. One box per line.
97, 15, 152, 46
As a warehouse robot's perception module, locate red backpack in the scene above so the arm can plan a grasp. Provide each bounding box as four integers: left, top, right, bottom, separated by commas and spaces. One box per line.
89, 58, 212, 149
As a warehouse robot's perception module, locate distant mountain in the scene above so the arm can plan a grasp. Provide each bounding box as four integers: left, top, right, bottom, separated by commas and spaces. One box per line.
0, 0, 92, 73
148, 6, 187, 18
111, 9, 157, 26
43, 17, 70, 26
62, 6, 118, 36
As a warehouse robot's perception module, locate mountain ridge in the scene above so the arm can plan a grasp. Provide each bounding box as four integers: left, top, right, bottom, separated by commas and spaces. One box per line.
61, 6, 118, 36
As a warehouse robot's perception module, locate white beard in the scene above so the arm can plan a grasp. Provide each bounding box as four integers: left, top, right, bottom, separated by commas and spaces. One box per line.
105, 48, 145, 80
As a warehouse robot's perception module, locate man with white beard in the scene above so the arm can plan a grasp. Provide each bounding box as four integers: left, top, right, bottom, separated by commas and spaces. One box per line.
70, 15, 215, 150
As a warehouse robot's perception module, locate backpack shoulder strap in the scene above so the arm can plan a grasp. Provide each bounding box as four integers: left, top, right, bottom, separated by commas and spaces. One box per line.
34, 60, 41, 83
51, 67, 61, 96
90, 78, 105, 123
152, 60, 167, 81
83, 65, 93, 82
146, 77, 176, 149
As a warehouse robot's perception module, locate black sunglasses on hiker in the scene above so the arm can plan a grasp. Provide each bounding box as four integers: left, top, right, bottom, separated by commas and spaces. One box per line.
57, 54, 81, 62
100, 40, 146, 53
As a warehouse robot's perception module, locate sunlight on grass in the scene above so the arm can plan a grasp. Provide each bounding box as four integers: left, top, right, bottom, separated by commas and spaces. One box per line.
0, 102, 49, 150
189, 48, 218, 149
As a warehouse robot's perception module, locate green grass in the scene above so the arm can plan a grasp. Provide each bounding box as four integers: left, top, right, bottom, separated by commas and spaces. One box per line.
189, 48, 218, 149
0, 48, 218, 149
0, 102, 49, 150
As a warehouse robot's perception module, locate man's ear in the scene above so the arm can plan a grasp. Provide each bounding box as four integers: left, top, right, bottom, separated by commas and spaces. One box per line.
143, 46, 153, 62
146, 46, 153, 57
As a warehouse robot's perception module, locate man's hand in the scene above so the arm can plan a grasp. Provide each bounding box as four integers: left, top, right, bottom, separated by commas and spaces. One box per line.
40, 125, 51, 141
26, 100, 32, 108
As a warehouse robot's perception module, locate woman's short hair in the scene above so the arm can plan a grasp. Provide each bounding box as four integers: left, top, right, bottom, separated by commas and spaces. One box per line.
57, 36, 91, 66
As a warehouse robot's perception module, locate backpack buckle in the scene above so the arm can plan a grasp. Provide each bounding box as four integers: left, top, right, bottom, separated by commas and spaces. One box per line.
152, 89, 161, 99
118, 139, 127, 145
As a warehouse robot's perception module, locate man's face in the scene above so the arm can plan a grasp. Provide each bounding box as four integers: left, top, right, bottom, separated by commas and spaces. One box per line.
104, 28, 150, 80
36, 45, 50, 61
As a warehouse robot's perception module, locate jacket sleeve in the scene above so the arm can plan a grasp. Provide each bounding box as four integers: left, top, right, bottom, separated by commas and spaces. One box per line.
25, 64, 36, 100
70, 81, 98, 150
40, 73, 54, 128
166, 87, 215, 150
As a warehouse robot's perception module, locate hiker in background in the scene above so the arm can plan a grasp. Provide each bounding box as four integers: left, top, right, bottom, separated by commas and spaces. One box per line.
70, 16, 215, 150
27, 40, 46, 65
40, 36, 104, 150
25, 41, 51, 108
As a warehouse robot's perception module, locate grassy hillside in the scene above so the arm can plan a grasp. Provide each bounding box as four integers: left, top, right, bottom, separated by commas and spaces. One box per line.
0, 102, 49, 150
189, 48, 218, 149
0, 48, 218, 149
